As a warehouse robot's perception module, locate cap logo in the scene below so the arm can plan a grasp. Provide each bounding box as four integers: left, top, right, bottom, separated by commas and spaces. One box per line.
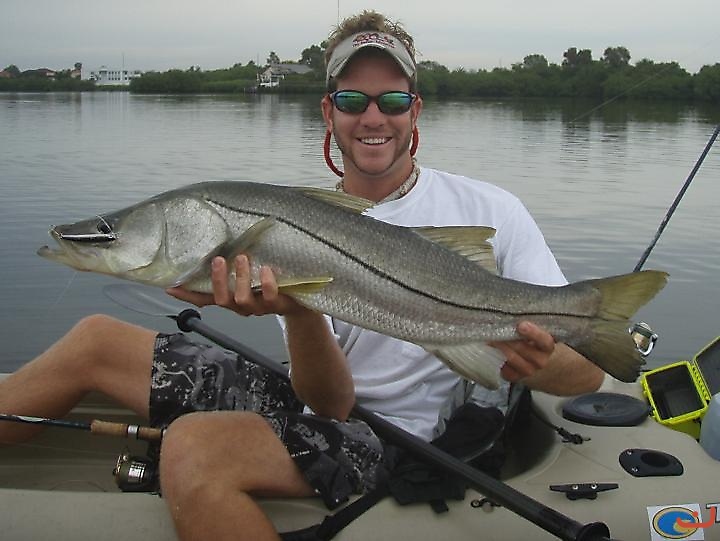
352, 32, 396, 50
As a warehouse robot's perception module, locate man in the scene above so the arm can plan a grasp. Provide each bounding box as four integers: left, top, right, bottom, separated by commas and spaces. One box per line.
0, 10, 603, 541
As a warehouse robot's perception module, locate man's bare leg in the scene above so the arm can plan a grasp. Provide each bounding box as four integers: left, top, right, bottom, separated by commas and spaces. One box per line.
0, 314, 157, 443
160, 410, 316, 541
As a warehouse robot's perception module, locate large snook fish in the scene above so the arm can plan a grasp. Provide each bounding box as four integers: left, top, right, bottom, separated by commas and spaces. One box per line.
38, 181, 668, 388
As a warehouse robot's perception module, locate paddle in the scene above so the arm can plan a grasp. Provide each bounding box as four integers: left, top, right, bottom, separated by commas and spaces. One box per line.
103, 283, 616, 541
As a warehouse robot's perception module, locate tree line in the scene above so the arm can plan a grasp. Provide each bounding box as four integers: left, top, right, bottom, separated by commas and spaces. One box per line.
3, 44, 718, 101
0, 64, 94, 91
129, 44, 720, 101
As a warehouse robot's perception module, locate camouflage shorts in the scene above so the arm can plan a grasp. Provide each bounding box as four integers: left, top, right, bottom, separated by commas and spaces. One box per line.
150, 333, 387, 508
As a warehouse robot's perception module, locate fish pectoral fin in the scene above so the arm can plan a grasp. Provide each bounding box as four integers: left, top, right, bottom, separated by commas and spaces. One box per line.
169, 218, 280, 288
170, 262, 209, 288
168, 240, 236, 287
296, 187, 375, 214
428, 343, 506, 389
276, 276, 333, 295
413, 226, 498, 274
224, 217, 278, 257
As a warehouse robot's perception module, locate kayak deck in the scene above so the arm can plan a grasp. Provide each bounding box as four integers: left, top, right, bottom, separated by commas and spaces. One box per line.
1, 379, 719, 540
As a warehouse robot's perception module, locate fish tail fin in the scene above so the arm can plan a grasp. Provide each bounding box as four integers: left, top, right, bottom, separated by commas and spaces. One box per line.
573, 320, 646, 382
587, 270, 668, 321
573, 270, 668, 382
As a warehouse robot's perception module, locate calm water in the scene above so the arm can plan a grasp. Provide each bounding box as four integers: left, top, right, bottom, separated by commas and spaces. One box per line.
1, 92, 719, 373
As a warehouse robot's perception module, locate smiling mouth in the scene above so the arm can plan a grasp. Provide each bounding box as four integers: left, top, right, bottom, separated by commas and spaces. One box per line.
360, 137, 389, 145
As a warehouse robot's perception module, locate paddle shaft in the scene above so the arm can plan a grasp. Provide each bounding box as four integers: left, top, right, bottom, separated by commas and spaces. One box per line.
0, 413, 163, 442
174, 309, 613, 541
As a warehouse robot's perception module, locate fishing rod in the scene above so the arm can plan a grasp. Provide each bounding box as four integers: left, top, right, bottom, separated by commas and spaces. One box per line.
0, 413, 163, 442
101, 285, 613, 541
634, 123, 719, 272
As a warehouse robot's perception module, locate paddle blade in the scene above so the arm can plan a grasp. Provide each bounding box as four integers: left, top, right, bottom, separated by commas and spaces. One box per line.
103, 283, 196, 317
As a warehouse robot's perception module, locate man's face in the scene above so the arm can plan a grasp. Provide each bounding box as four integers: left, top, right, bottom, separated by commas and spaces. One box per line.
322, 53, 421, 180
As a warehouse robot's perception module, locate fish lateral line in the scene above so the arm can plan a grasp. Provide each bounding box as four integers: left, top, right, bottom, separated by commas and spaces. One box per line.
205, 198, 592, 315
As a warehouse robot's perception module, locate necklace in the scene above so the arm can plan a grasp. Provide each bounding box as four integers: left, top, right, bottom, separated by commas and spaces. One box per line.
335, 158, 420, 203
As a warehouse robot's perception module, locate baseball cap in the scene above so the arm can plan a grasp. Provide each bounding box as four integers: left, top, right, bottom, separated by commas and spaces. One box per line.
326, 31, 416, 86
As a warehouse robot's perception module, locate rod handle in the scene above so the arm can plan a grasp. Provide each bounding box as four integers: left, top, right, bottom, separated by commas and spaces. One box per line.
90, 420, 164, 441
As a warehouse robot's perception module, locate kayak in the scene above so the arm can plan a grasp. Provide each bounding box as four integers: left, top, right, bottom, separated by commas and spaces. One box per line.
1, 371, 718, 541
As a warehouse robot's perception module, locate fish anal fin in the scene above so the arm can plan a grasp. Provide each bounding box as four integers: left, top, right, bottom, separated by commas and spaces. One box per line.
297, 188, 375, 214
414, 226, 497, 274
428, 342, 506, 389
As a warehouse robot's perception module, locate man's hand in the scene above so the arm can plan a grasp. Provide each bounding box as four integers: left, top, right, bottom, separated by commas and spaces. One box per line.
490, 321, 556, 383
167, 255, 307, 317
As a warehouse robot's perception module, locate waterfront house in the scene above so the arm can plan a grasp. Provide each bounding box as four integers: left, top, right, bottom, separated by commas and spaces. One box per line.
258, 63, 313, 87
89, 66, 143, 86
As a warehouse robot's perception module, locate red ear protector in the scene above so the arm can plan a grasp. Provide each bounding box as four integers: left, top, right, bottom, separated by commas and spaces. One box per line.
324, 126, 419, 178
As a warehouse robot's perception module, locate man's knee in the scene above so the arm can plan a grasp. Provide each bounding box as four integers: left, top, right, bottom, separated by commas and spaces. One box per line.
159, 412, 278, 493
70, 314, 125, 353
62, 315, 157, 400
160, 412, 263, 471
69, 314, 155, 365
73, 313, 131, 335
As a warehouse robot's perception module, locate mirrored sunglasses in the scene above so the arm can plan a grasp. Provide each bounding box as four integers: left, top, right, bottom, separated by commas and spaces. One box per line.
330, 90, 416, 115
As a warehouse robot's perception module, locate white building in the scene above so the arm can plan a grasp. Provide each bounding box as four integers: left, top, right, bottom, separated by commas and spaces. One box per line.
258, 63, 313, 88
89, 66, 143, 86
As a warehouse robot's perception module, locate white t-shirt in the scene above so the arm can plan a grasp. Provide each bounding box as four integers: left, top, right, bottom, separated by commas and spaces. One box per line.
283, 167, 567, 441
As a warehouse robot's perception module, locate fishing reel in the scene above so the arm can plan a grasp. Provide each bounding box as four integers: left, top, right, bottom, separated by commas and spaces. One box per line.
113, 446, 160, 493
630, 321, 658, 357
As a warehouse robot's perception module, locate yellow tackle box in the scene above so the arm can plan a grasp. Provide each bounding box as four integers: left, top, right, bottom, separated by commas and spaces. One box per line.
641, 336, 720, 439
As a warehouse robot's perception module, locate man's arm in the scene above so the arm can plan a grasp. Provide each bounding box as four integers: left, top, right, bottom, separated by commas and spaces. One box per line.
168, 255, 356, 421
491, 321, 604, 395
283, 310, 355, 420
522, 343, 605, 394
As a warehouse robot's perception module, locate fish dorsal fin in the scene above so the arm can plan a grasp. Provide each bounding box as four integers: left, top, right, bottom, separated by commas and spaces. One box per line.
297, 187, 375, 214
414, 226, 497, 274
427, 342, 506, 389
171, 217, 278, 287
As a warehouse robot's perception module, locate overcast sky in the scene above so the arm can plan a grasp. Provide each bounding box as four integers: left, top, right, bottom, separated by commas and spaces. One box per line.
2, 0, 717, 75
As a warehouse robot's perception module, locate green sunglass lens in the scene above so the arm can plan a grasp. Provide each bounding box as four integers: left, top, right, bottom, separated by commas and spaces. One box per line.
335, 92, 369, 113
378, 93, 412, 114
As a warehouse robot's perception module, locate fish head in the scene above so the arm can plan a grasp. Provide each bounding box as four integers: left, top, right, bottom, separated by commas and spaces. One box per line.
37, 202, 167, 280
37, 191, 236, 288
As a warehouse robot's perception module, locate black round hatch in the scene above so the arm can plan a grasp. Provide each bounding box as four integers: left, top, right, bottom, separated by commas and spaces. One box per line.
562, 392, 650, 426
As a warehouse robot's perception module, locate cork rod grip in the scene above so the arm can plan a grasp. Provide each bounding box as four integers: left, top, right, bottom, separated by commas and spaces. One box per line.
90, 420, 164, 441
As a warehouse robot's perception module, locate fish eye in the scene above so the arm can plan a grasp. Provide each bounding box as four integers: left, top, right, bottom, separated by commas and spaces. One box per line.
97, 222, 112, 235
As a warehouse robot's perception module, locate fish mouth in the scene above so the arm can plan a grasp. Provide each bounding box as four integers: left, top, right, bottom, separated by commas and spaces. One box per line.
37, 226, 112, 267
37, 228, 71, 261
